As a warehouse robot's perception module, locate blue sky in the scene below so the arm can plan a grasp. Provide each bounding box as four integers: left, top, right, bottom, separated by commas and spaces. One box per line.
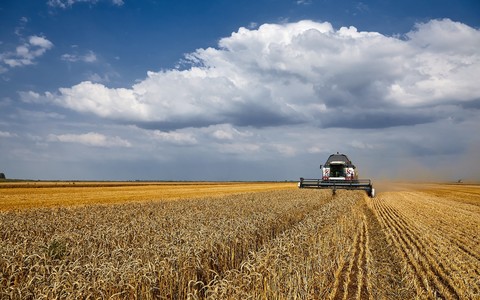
1, 0, 480, 181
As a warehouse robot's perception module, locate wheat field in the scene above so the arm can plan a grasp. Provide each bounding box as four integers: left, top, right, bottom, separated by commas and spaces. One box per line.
0, 182, 479, 299
0, 181, 294, 211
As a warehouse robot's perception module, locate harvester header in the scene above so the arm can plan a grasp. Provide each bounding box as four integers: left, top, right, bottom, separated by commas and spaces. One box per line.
298, 152, 375, 197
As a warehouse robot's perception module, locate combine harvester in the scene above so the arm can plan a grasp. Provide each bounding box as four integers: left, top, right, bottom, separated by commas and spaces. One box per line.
299, 152, 375, 197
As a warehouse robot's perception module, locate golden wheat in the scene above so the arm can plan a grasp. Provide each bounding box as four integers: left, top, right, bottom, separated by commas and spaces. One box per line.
0, 181, 295, 211
1, 189, 324, 299
1, 182, 478, 299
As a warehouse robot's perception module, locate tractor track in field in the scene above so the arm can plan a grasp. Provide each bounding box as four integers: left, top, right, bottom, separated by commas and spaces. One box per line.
331, 215, 370, 300
373, 197, 461, 300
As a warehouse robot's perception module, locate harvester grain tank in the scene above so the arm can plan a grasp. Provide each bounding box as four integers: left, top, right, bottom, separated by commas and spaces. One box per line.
298, 152, 375, 197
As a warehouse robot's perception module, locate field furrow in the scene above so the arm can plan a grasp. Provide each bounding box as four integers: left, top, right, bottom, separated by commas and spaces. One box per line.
364, 197, 416, 299
373, 189, 480, 299
361, 214, 375, 300
330, 216, 369, 300
385, 203, 460, 299
330, 227, 359, 300
397, 207, 480, 287
385, 192, 480, 293
388, 193, 480, 265
392, 192, 480, 244
346, 222, 363, 300
373, 197, 434, 297
357, 219, 369, 300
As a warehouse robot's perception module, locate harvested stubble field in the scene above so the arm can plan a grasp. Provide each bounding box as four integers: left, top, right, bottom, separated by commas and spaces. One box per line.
0, 182, 479, 299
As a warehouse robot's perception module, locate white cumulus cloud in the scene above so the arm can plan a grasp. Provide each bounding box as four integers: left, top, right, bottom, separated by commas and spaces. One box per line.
1, 35, 53, 70
31, 19, 480, 131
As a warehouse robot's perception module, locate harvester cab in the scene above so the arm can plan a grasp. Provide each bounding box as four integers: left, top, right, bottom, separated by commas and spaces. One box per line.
299, 152, 375, 197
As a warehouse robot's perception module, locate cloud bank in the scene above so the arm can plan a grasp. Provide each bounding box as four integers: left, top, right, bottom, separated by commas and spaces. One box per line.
7, 18, 479, 181
29, 18, 480, 131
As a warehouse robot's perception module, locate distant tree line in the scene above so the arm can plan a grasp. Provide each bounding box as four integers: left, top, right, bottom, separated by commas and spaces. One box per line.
0, 172, 5, 179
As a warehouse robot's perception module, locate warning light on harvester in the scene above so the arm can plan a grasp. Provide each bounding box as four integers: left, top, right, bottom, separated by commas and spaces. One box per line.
298, 153, 375, 197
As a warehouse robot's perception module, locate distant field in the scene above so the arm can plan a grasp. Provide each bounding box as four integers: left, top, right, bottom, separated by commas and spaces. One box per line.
0, 181, 295, 211
1, 182, 479, 299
